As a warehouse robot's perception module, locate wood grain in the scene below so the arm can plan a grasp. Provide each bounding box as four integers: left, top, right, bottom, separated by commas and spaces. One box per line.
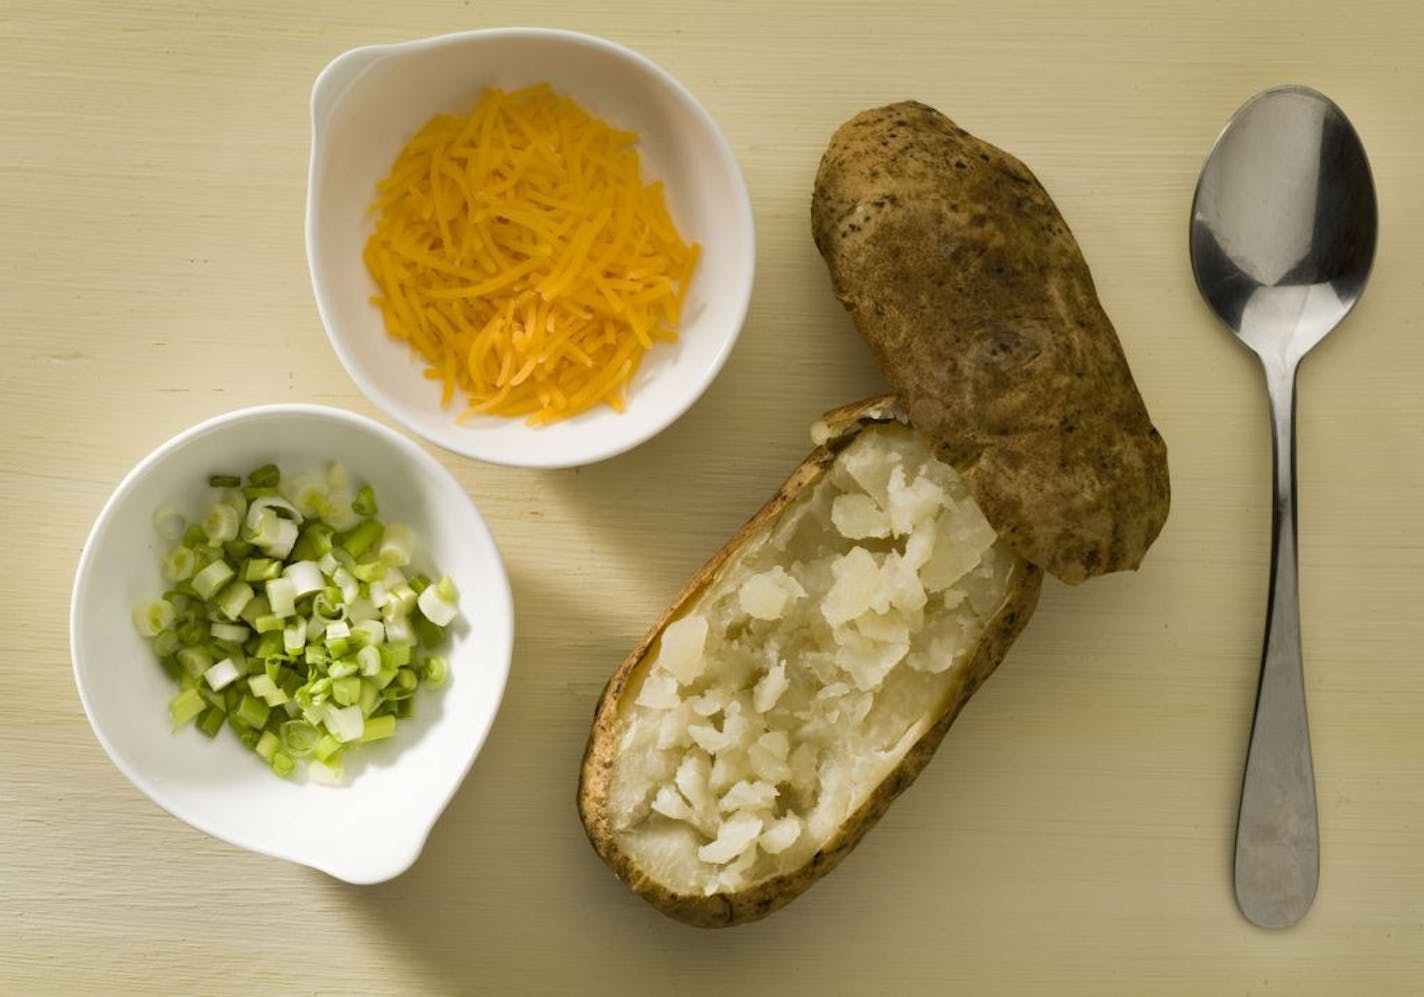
4, 1, 1423, 993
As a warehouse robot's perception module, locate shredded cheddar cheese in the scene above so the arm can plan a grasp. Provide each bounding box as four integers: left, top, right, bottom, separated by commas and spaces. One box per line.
362, 84, 701, 426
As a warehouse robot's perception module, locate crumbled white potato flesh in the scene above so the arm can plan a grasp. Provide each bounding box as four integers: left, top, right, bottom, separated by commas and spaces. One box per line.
607, 424, 1019, 896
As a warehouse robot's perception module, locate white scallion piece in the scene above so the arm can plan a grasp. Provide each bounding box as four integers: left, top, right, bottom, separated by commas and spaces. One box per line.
244, 495, 303, 532
266, 576, 297, 618
417, 579, 459, 627
352, 619, 384, 646
132, 599, 176, 638
325, 704, 364, 743
333, 567, 359, 604
284, 560, 323, 598
283, 620, 306, 654
191, 560, 235, 601
209, 621, 249, 643
258, 518, 299, 560
357, 644, 382, 676
201, 503, 240, 545
204, 658, 241, 691
378, 523, 415, 567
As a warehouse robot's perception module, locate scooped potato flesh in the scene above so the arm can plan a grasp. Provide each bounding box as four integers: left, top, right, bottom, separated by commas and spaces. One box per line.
607, 424, 1020, 896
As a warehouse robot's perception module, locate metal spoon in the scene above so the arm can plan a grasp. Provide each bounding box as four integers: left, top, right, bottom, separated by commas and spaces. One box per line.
1190, 85, 1377, 928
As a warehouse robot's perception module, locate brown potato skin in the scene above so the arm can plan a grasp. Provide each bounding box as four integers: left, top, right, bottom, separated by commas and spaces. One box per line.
812, 101, 1169, 584
577, 399, 1044, 927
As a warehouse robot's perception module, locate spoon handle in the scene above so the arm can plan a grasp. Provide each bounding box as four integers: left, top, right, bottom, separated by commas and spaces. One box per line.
1233, 359, 1319, 928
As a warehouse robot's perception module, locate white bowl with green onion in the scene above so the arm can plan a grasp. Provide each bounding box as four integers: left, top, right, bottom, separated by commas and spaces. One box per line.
70, 404, 513, 884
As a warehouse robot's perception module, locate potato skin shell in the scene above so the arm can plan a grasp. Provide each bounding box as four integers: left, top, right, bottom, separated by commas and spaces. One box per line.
812, 101, 1169, 584
577, 399, 1043, 928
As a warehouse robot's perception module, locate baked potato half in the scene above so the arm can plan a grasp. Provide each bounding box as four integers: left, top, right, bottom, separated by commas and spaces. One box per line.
579, 400, 1042, 927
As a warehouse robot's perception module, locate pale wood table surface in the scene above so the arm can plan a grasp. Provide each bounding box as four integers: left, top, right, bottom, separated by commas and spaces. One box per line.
6, 2, 1424, 994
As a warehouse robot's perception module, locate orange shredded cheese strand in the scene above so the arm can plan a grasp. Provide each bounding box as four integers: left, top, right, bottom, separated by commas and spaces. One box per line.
364, 84, 701, 427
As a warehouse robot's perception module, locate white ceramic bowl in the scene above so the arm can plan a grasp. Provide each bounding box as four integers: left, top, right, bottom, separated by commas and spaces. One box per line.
70, 405, 514, 883
306, 28, 755, 468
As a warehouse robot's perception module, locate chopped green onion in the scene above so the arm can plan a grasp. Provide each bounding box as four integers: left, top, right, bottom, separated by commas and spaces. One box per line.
356, 644, 382, 676
234, 694, 271, 730
424, 655, 447, 687
209, 621, 249, 643
176, 620, 206, 647
379, 643, 411, 668
161, 546, 197, 582
202, 503, 240, 545
351, 561, 386, 583
233, 723, 261, 749
352, 484, 378, 517
341, 520, 384, 559
239, 593, 270, 628
378, 523, 415, 567
291, 522, 334, 562
324, 704, 364, 743
213, 580, 254, 622
191, 559, 234, 601
204, 657, 241, 691
351, 619, 384, 647
158, 654, 183, 682
282, 620, 306, 655
327, 658, 358, 680
417, 585, 458, 628
176, 647, 212, 678
137, 464, 461, 782
331, 675, 361, 707
169, 688, 206, 727
358, 679, 380, 717
247, 463, 280, 488
266, 576, 297, 618
132, 599, 176, 638
345, 597, 378, 625
247, 674, 288, 707
313, 733, 343, 763
359, 714, 397, 743
196, 706, 226, 738
255, 730, 281, 762
252, 630, 283, 660
223, 539, 253, 559
284, 560, 324, 598
307, 756, 342, 785
280, 721, 320, 757
332, 568, 359, 603
242, 557, 281, 582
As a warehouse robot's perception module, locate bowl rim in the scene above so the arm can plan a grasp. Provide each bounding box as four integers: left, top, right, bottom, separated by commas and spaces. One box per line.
305, 26, 756, 469
68, 402, 515, 883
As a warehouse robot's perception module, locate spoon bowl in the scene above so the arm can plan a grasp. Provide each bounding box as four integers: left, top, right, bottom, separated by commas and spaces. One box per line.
1190, 85, 1377, 929
1192, 85, 1378, 362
